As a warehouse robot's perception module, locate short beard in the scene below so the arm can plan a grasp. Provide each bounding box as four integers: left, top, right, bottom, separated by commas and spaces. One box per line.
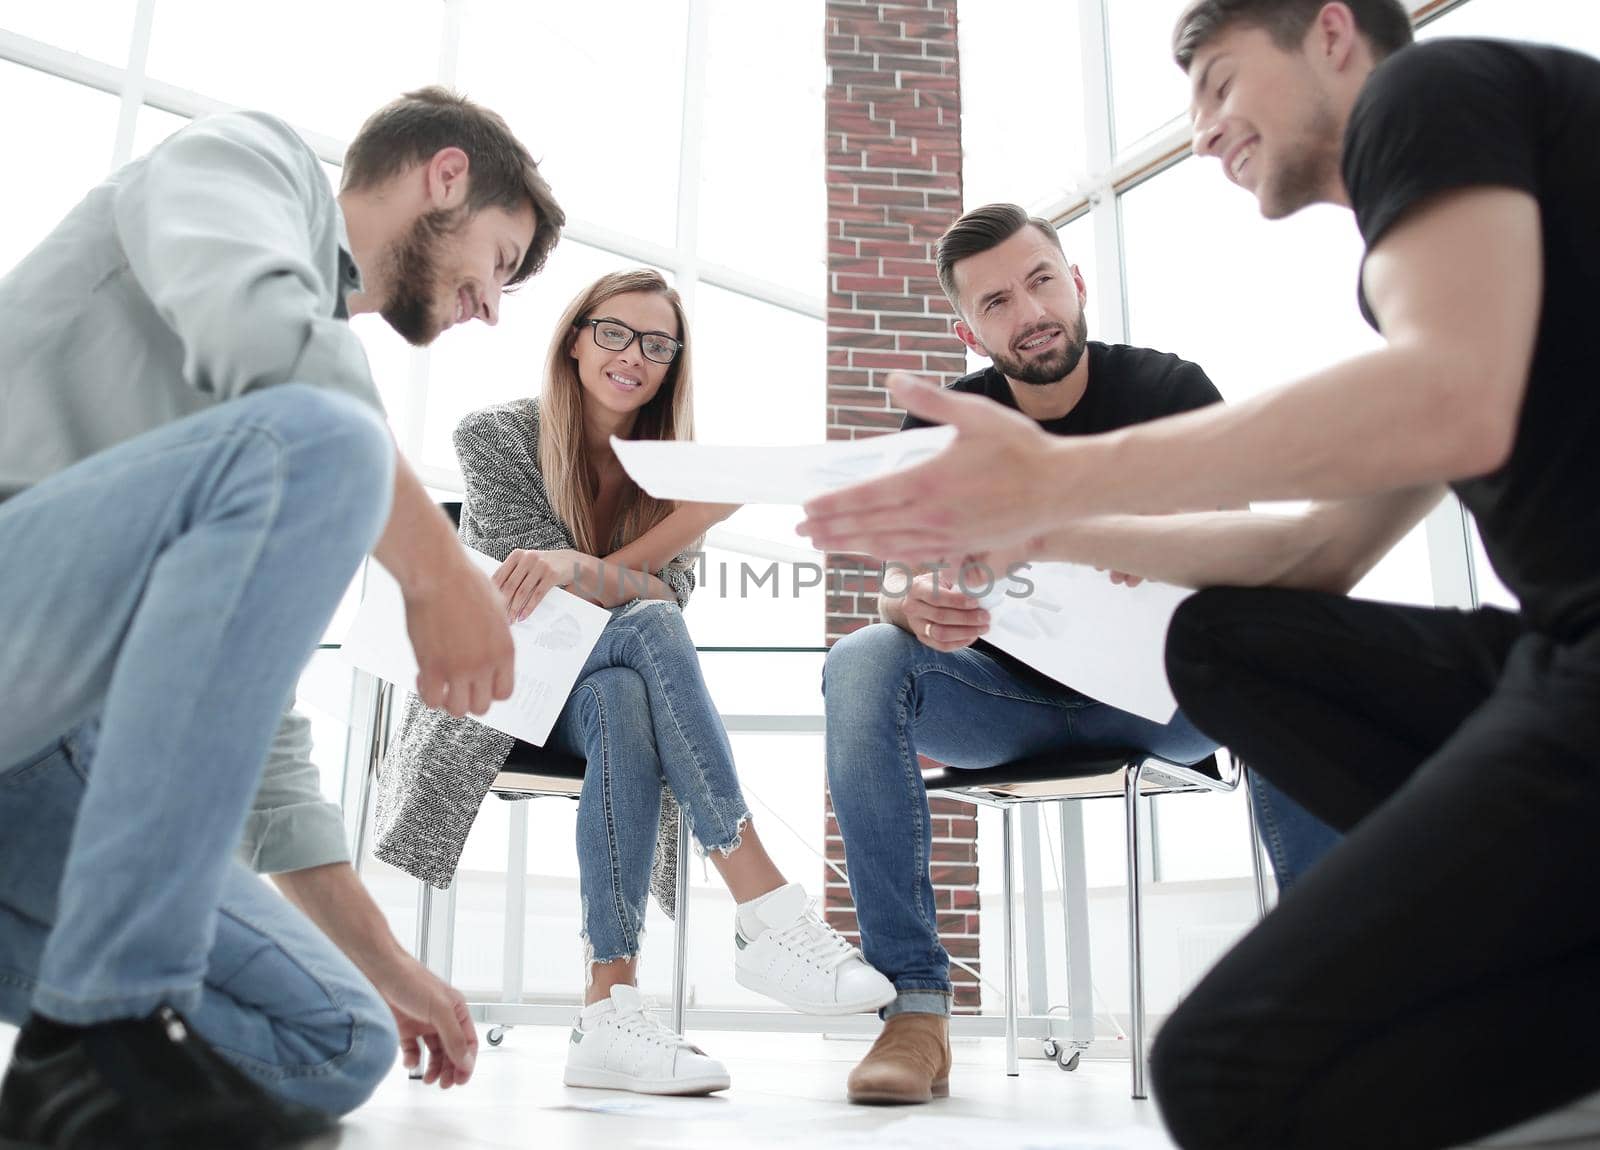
988, 307, 1089, 386
380, 206, 465, 347
1258, 97, 1342, 220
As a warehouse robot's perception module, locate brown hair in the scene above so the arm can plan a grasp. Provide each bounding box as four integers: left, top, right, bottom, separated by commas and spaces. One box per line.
1173, 0, 1413, 70
538, 269, 696, 557
341, 86, 565, 287
935, 203, 1067, 313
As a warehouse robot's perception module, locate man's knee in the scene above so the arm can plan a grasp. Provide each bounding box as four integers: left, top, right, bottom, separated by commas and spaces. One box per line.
1151, 1000, 1240, 1150
315, 989, 398, 1116
823, 623, 918, 710
252, 384, 394, 532
1165, 587, 1262, 712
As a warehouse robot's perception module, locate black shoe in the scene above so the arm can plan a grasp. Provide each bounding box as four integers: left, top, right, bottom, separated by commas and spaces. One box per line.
0, 1006, 337, 1149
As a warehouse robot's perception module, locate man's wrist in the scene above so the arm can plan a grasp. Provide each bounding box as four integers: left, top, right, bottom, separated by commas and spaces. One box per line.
1054, 427, 1133, 523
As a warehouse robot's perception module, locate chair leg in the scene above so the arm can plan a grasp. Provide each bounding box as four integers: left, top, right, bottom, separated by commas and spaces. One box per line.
1125, 762, 1148, 1100
494, 798, 530, 1046
671, 804, 691, 1036
1240, 762, 1272, 923
1058, 801, 1095, 1051
351, 679, 393, 872
410, 880, 433, 1081
1001, 804, 1020, 1077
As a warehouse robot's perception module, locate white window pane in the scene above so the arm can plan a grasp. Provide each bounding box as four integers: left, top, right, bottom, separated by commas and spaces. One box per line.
1108, 0, 1194, 152
1058, 212, 1098, 327
293, 650, 359, 804
455, 0, 688, 246
681, 545, 824, 647
1419, 0, 1600, 55
693, 284, 824, 448
959, 0, 1086, 211
131, 104, 189, 159
1154, 788, 1254, 882
698, 0, 824, 291
1121, 156, 1431, 607
349, 313, 418, 446
418, 241, 650, 472
0, 0, 135, 66
146, 0, 441, 141
0, 62, 118, 276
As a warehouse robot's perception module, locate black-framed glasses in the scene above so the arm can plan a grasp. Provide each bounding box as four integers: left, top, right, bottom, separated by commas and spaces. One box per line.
576, 317, 682, 365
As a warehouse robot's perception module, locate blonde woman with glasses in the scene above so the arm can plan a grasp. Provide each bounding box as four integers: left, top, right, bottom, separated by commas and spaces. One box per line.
375, 269, 892, 1096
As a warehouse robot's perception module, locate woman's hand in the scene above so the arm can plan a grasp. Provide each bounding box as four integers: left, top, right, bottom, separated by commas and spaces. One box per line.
493, 548, 601, 621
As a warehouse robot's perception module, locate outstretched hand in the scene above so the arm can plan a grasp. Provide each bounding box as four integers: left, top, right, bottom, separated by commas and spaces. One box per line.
798, 373, 1066, 563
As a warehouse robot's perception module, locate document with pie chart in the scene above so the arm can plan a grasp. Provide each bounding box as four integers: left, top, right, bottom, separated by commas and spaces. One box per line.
340, 547, 609, 745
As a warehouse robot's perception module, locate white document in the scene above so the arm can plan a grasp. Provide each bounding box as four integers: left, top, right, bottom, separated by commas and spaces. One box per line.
339, 549, 609, 746
610, 425, 956, 505
979, 562, 1193, 725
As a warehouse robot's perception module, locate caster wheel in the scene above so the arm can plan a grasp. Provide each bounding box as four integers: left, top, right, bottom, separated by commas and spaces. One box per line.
1042, 1039, 1082, 1072
486, 1027, 506, 1047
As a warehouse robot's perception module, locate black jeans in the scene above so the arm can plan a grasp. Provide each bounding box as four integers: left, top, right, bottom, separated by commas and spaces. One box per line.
1152, 586, 1600, 1150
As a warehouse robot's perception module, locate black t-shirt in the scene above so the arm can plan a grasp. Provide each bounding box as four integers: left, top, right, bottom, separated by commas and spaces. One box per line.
901, 340, 1222, 680
1343, 38, 1600, 639
902, 341, 1221, 437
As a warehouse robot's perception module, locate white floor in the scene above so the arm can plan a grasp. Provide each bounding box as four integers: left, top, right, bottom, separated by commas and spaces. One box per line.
1, 1022, 1176, 1149
9, 1021, 1600, 1149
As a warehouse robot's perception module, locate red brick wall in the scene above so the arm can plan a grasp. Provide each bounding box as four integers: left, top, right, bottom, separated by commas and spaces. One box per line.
822, 0, 981, 1013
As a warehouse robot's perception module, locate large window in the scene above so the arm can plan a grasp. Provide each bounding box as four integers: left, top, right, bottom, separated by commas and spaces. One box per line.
957, 0, 1087, 212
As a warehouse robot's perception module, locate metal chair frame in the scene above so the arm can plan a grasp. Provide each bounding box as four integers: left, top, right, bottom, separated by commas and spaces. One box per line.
922, 748, 1270, 1098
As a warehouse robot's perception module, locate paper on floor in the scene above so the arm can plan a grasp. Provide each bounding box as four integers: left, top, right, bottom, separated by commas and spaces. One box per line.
642, 1114, 1174, 1150
974, 562, 1192, 725
339, 548, 609, 745
610, 426, 956, 505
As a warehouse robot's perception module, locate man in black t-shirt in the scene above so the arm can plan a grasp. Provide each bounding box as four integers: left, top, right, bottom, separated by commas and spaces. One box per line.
801, 3, 1600, 1147
824, 202, 1338, 1106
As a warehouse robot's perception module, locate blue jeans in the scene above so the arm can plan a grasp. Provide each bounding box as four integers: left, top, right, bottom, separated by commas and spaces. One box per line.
547, 599, 751, 966
0, 385, 399, 1114
823, 625, 1222, 1018
1247, 770, 1341, 892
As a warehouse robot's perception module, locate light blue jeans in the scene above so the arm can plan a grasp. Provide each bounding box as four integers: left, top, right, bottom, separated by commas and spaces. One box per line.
547, 599, 752, 967
822, 623, 1334, 1018
0, 385, 399, 1114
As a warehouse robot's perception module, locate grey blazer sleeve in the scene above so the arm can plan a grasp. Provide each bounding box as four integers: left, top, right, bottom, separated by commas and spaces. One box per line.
237, 708, 351, 874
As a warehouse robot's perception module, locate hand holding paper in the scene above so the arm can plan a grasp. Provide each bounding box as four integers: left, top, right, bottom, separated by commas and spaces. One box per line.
341, 548, 610, 746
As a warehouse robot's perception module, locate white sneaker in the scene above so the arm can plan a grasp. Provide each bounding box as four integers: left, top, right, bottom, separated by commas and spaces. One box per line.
562, 985, 730, 1096
733, 883, 896, 1015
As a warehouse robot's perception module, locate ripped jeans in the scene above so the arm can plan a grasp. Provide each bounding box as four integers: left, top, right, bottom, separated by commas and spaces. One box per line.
546, 599, 750, 968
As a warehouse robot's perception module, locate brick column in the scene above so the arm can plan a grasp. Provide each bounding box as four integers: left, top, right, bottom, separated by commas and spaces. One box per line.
821, 0, 981, 1013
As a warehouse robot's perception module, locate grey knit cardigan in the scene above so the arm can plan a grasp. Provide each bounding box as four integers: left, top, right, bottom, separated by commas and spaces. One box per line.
371, 398, 696, 915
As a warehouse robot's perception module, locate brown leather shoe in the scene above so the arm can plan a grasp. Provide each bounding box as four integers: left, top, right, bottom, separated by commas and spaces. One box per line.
847, 1013, 951, 1104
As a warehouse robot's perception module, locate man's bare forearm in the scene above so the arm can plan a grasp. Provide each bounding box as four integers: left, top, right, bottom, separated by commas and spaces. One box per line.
272, 862, 408, 983
372, 450, 467, 596
1043, 344, 1503, 528
1031, 512, 1322, 591
1031, 486, 1444, 594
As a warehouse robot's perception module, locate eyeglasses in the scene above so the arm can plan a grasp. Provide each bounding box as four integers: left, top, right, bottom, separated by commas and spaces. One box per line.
576, 317, 682, 365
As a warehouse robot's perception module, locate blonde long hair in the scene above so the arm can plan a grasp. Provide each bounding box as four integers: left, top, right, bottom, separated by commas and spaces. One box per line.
538, 269, 695, 556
